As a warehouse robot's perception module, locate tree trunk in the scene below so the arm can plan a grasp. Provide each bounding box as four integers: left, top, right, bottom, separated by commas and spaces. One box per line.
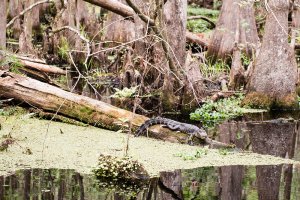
219, 166, 244, 200
159, 170, 183, 199
19, 0, 34, 53
207, 0, 259, 60
104, 0, 135, 45
244, 0, 298, 108
159, 0, 188, 111
7, 0, 22, 40
0, 0, 6, 56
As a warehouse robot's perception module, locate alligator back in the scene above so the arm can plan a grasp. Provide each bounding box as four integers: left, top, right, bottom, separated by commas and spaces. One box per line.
135, 117, 170, 136
135, 117, 207, 140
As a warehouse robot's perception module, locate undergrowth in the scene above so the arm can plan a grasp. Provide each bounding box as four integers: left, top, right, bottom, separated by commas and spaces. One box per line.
187, 6, 218, 33
199, 59, 230, 79
190, 95, 245, 128
187, 6, 219, 18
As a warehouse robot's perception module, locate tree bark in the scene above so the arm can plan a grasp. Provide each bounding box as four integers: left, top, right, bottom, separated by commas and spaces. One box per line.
0, 0, 6, 55
19, 0, 34, 53
103, 0, 135, 45
207, 0, 259, 60
83, 0, 206, 48
247, 118, 297, 200
244, 0, 298, 108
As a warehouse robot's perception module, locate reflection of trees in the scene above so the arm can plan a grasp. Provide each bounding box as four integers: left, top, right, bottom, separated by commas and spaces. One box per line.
218, 166, 244, 200
0, 169, 87, 199
248, 119, 297, 200
181, 167, 218, 199
23, 169, 31, 200
217, 121, 247, 200
158, 170, 183, 200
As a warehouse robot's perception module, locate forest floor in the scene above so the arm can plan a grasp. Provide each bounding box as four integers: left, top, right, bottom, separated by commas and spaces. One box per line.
0, 115, 299, 177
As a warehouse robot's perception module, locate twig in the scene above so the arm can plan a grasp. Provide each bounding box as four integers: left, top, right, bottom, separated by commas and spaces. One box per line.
6, 0, 54, 28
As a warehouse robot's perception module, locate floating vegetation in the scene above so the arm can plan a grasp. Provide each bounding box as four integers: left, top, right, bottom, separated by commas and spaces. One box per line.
93, 155, 149, 197
174, 148, 208, 161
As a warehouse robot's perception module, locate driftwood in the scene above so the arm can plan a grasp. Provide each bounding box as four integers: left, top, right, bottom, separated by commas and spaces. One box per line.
0, 70, 232, 148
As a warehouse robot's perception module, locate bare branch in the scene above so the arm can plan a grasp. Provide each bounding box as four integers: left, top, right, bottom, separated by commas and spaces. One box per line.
6, 0, 54, 28
83, 0, 134, 19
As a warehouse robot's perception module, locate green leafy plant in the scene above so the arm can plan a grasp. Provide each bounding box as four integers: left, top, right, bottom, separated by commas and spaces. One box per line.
93, 155, 149, 197
190, 95, 244, 128
241, 52, 251, 66
218, 148, 229, 155
111, 86, 138, 98
187, 20, 212, 33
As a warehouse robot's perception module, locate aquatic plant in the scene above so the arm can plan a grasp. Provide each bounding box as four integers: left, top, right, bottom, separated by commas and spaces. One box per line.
190, 95, 244, 128
93, 154, 149, 197
174, 148, 208, 160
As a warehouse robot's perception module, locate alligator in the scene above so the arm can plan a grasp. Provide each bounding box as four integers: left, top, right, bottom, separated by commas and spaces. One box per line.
135, 117, 207, 144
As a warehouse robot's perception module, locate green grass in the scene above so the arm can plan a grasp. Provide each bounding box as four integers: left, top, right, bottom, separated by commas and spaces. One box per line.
199, 59, 230, 79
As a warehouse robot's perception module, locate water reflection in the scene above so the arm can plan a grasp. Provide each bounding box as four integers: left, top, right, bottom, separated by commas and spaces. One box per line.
1, 165, 299, 200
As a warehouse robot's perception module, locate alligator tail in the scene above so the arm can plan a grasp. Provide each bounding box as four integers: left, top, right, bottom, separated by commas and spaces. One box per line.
135, 117, 165, 137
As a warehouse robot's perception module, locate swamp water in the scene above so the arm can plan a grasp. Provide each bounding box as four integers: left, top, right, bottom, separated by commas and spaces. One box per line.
0, 165, 299, 199
1, 113, 300, 199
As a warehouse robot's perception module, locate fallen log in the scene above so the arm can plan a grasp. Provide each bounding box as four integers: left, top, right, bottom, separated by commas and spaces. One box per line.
0, 70, 231, 148
0, 51, 66, 75
19, 60, 66, 75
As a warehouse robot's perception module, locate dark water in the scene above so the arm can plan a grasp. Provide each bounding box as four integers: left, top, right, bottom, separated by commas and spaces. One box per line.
1, 115, 300, 200
0, 165, 299, 200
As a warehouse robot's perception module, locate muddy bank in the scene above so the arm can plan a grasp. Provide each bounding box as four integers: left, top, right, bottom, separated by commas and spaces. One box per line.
0, 115, 299, 177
